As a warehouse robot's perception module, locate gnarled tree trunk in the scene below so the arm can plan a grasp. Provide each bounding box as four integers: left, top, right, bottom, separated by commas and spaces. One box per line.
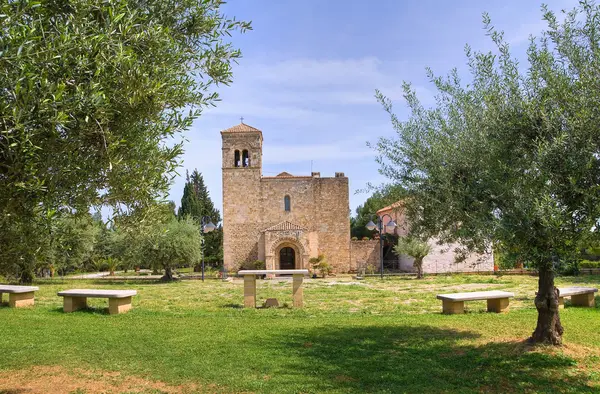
414, 257, 424, 279
530, 266, 563, 345
161, 266, 175, 282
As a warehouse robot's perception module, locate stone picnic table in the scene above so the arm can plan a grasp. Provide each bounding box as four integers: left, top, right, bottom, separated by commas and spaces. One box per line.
0, 285, 39, 308
57, 289, 137, 314
437, 290, 515, 314
238, 269, 309, 308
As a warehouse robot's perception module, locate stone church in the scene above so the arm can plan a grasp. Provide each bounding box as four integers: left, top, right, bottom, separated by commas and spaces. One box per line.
221, 122, 351, 272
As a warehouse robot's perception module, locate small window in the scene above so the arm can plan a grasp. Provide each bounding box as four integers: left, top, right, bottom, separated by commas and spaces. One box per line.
242, 150, 249, 167
284, 195, 291, 212
234, 150, 240, 167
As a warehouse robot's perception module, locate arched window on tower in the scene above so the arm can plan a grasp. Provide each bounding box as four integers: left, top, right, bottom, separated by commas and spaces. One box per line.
242, 150, 250, 167
234, 150, 240, 167
284, 195, 291, 212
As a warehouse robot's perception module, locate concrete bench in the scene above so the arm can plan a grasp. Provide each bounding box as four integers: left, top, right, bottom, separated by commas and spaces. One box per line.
0, 285, 39, 308
238, 269, 309, 308
437, 290, 514, 314
558, 287, 598, 308
57, 289, 137, 314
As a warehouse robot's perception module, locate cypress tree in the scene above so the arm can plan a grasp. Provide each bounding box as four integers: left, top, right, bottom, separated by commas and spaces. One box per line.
178, 170, 223, 267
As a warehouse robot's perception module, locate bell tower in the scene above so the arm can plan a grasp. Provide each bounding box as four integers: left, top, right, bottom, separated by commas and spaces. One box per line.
221, 122, 263, 270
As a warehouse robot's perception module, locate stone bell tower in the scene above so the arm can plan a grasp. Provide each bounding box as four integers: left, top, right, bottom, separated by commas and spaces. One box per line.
221, 122, 263, 271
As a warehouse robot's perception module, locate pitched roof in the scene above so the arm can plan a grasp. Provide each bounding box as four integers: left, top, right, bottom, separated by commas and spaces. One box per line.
264, 221, 307, 232
376, 200, 404, 215
276, 171, 294, 177
220, 122, 262, 134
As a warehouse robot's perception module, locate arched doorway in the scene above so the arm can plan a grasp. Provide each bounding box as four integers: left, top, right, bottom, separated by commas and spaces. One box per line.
279, 247, 295, 269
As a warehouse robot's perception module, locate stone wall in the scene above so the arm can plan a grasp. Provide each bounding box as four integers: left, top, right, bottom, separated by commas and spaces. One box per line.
350, 240, 379, 272
398, 239, 494, 273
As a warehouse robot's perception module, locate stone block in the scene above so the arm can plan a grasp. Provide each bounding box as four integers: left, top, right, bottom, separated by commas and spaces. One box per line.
63, 296, 87, 313
243, 275, 256, 308
264, 298, 279, 308
8, 291, 35, 308
442, 300, 464, 314
292, 274, 304, 308
487, 297, 510, 313
571, 292, 595, 307
108, 296, 132, 314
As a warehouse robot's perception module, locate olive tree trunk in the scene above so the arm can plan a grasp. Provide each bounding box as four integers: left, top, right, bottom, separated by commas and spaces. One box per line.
414, 257, 424, 279
161, 266, 175, 282
530, 265, 563, 345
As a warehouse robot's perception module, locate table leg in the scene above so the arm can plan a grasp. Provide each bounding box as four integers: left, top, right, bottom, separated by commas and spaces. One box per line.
487, 298, 510, 313
442, 300, 464, 314
63, 296, 87, 312
9, 291, 35, 308
571, 293, 595, 307
244, 275, 256, 308
558, 297, 564, 309
292, 274, 304, 308
109, 297, 132, 314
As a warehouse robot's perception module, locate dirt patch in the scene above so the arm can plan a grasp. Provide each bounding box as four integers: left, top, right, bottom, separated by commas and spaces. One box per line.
401, 298, 421, 304
440, 283, 503, 291
0, 365, 218, 394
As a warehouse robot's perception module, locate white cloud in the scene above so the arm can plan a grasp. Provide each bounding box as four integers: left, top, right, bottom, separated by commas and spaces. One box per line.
263, 137, 375, 165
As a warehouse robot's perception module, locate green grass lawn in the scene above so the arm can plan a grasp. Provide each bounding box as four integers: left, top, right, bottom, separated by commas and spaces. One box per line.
1, 274, 599, 393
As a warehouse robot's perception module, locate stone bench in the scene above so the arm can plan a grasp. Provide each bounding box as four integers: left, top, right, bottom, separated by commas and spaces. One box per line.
57, 289, 137, 315
0, 285, 39, 308
558, 287, 598, 308
437, 290, 514, 314
238, 269, 309, 308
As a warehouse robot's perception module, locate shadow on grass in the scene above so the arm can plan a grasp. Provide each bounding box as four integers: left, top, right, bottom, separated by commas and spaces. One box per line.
49, 306, 110, 315
221, 303, 243, 309
267, 325, 595, 393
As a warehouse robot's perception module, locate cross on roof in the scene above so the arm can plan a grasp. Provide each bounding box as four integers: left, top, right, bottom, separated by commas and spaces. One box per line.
240, 116, 244, 123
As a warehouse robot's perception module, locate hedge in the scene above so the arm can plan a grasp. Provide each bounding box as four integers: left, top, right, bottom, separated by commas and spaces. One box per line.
579, 260, 600, 268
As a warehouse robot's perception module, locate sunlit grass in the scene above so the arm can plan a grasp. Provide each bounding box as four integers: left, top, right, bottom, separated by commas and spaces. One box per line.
0, 274, 599, 393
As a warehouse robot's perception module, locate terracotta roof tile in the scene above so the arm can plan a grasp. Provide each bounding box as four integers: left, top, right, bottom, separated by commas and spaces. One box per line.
264, 221, 307, 232
276, 171, 294, 177
220, 123, 262, 134
376, 200, 404, 215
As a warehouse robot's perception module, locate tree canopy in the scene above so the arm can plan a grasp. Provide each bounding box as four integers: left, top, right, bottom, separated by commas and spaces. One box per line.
374, 2, 600, 344
0, 0, 249, 281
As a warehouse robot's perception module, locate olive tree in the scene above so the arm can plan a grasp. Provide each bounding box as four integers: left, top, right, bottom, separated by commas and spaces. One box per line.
0, 0, 250, 282
394, 237, 431, 279
140, 217, 202, 281
374, 2, 600, 345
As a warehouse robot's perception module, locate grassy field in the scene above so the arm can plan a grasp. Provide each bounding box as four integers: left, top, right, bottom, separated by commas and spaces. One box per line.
0, 274, 599, 393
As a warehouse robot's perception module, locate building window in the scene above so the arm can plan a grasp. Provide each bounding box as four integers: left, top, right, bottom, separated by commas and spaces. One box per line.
284, 195, 291, 212
234, 150, 240, 167
242, 149, 250, 167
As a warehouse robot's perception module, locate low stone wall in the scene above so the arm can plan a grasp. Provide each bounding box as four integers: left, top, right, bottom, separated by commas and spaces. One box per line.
349, 240, 379, 272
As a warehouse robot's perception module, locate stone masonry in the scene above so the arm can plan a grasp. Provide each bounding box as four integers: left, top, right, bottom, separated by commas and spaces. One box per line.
222, 123, 351, 272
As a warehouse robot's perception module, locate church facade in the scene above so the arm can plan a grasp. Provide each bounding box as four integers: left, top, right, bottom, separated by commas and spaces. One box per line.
221, 123, 351, 272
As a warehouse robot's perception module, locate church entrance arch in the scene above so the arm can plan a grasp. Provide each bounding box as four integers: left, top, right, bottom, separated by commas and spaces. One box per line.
272, 239, 305, 270
279, 247, 295, 269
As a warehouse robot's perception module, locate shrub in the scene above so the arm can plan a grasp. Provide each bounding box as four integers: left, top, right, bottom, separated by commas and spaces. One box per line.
365, 263, 378, 275
580, 260, 600, 268
362, 237, 370, 241
239, 260, 265, 270
309, 254, 331, 278
351, 236, 358, 241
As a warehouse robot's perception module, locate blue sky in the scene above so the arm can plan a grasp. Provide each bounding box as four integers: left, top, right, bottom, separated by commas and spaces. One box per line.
168, 0, 578, 218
